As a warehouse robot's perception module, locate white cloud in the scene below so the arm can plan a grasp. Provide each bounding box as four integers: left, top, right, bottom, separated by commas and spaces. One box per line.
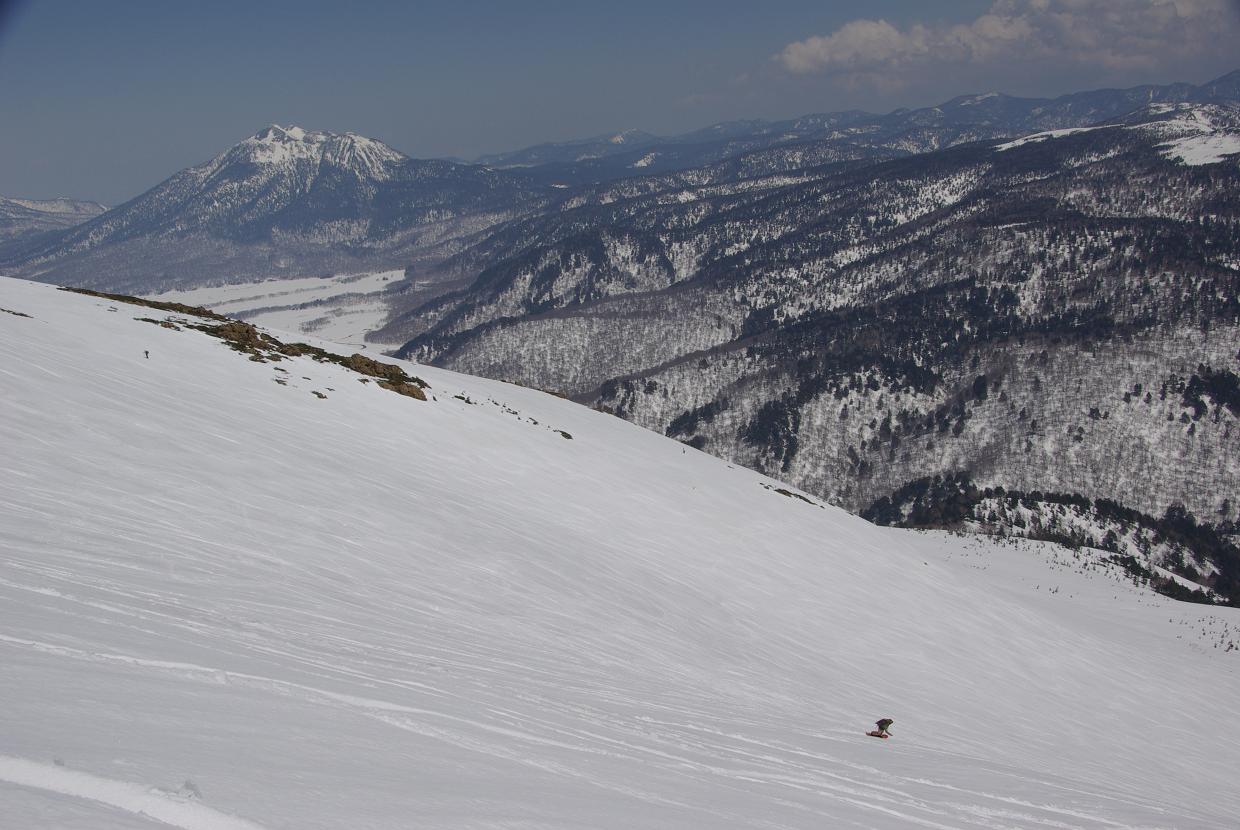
777, 1, 1239, 78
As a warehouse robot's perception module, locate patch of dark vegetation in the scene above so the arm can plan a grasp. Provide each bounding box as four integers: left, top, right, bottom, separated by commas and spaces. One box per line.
135, 317, 181, 330
864, 472, 981, 527
666, 399, 728, 439
1180, 365, 1240, 420
489, 399, 520, 417
380, 380, 427, 400
864, 473, 1240, 606
311, 391, 327, 399
1, 307, 32, 318
182, 320, 429, 399
338, 353, 429, 390
556, 430, 573, 440
761, 482, 820, 507
61, 287, 229, 321
187, 319, 273, 356
1104, 554, 1213, 604
742, 398, 800, 471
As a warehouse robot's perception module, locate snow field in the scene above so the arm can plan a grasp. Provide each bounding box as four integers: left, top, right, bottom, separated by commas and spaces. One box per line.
151, 271, 404, 348
1160, 132, 1240, 166
1, 277, 1238, 829
995, 127, 1103, 151
994, 105, 1240, 167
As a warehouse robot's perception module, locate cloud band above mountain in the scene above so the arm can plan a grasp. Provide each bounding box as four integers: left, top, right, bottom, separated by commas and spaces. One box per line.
777, 0, 1239, 79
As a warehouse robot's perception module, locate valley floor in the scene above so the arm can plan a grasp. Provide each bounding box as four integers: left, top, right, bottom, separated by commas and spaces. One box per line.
151, 270, 407, 349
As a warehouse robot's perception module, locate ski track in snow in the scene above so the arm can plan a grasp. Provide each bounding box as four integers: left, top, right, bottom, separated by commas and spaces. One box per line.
0, 756, 268, 830
0, 549, 1215, 829
2, 631, 1136, 829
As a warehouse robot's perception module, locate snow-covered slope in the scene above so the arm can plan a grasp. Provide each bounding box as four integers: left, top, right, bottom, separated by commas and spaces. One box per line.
1, 276, 1238, 829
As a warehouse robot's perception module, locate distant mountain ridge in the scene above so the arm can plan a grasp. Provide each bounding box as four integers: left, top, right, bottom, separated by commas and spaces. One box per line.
0, 195, 106, 244
5, 71, 1238, 293
475, 128, 662, 168
0, 196, 107, 216
472, 70, 1240, 183
1, 125, 551, 291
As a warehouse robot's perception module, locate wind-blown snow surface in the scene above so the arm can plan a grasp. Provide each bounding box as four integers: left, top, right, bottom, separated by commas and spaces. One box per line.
1, 277, 1238, 829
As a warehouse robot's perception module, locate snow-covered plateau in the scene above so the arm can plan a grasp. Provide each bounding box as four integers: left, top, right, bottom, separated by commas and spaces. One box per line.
1, 277, 1238, 829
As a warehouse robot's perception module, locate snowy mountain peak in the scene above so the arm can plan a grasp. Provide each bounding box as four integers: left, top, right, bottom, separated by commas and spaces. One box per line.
253, 124, 308, 142
0, 120, 547, 289
322, 131, 408, 178
240, 124, 320, 163
227, 124, 407, 176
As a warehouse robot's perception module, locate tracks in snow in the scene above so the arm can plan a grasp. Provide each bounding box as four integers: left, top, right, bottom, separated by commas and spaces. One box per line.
0, 756, 268, 830
0, 632, 1178, 829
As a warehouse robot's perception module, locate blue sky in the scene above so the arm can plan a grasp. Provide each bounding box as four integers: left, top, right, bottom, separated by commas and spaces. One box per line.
1, 0, 1236, 204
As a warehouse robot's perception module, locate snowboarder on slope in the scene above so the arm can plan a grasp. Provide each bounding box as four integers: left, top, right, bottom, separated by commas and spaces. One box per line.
874, 718, 893, 737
